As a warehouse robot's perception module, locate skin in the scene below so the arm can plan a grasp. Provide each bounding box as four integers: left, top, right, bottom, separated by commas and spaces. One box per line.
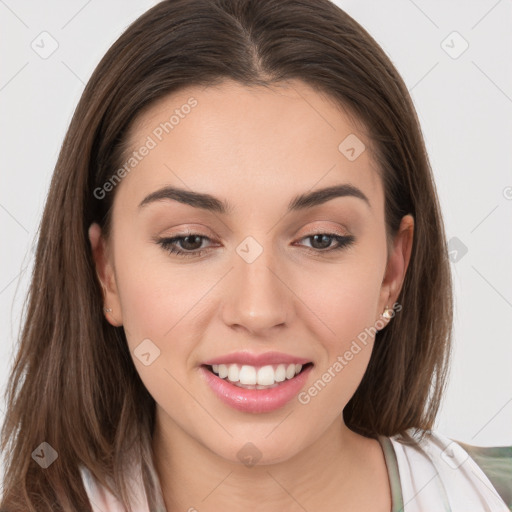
89, 79, 414, 512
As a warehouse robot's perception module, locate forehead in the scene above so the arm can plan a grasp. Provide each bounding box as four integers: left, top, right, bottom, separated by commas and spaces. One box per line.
116, 79, 383, 214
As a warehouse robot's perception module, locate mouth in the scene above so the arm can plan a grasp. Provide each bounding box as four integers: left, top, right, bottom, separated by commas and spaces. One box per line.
202, 362, 314, 390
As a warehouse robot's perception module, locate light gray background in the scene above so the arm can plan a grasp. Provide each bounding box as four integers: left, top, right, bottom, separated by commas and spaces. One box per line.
1, 0, 511, 464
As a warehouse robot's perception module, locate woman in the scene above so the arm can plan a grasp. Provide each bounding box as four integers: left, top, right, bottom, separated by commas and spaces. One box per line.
1, 0, 510, 511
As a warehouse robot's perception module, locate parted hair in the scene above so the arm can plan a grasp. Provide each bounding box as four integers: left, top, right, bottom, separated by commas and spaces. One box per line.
0, 0, 452, 510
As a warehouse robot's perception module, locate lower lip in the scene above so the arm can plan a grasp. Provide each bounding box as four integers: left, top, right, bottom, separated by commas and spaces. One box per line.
199, 364, 313, 413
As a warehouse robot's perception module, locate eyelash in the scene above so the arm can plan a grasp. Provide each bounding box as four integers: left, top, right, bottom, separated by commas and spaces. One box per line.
157, 232, 355, 259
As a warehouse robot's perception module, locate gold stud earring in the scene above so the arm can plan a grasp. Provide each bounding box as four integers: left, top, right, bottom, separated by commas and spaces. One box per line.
382, 305, 394, 320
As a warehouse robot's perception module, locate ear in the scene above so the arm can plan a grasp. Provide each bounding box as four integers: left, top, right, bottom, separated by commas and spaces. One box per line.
88, 223, 123, 326
377, 214, 414, 323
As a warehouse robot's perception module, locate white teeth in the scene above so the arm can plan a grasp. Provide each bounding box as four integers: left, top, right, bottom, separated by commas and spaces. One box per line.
210, 362, 306, 386
285, 364, 296, 379
227, 364, 239, 382
257, 365, 275, 386
218, 364, 228, 378
274, 364, 286, 382
239, 365, 257, 385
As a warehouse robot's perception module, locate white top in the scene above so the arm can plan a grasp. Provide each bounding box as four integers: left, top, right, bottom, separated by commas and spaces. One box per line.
80, 429, 511, 511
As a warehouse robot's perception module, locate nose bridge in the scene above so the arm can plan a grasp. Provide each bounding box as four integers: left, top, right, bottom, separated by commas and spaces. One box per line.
221, 235, 291, 333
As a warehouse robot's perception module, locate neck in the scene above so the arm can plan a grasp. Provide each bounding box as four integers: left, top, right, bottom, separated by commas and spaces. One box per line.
151, 407, 390, 512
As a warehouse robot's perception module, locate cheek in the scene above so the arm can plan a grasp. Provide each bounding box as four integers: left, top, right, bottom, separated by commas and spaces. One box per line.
112, 238, 207, 362
296, 255, 385, 345
112, 249, 207, 411
292, 259, 384, 419
113, 231, 387, 353
292, 240, 386, 388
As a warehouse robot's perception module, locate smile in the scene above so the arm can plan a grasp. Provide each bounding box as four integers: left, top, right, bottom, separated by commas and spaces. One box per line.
208, 363, 309, 388
200, 362, 314, 413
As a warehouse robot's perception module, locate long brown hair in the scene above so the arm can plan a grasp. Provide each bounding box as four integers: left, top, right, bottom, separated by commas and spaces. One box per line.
0, 0, 452, 510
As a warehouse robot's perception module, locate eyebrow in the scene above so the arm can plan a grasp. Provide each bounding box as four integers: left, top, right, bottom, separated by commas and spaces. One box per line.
138, 183, 370, 214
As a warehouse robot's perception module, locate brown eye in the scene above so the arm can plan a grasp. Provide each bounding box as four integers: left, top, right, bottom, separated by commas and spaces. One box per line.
309, 234, 334, 250
157, 233, 214, 258
178, 235, 205, 251
298, 233, 355, 252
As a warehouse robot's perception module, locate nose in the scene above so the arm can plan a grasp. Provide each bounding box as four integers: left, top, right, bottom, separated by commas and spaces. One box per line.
220, 244, 292, 336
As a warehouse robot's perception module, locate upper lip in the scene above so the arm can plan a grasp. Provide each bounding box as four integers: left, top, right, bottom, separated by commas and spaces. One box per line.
202, 351, 312, 367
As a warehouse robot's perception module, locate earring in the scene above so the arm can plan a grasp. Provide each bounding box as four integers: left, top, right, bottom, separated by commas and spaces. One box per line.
104, 307, 112, 313
382, 305, 394, 320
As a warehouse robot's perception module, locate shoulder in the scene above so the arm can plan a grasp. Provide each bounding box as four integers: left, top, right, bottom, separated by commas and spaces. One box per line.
455, 438, 512, 509
388, 428, 512, 510
79, 464, 128, 511
79, 462, 152, 512
79, 455, 167, 512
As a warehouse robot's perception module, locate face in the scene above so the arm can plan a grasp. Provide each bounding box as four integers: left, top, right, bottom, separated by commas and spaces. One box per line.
89, 79, 413, 464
